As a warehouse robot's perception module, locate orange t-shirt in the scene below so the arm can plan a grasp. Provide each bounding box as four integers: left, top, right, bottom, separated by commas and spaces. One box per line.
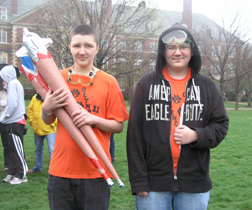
48, 68, 129, 179
162, 67, 191, 174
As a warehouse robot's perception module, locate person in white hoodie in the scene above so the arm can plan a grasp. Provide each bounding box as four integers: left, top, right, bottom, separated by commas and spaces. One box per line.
0, 65, 28, 185
0, 76, 8, 172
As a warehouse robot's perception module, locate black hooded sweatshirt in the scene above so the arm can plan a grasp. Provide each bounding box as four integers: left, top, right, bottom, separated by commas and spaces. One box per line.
127, 23, 229, 194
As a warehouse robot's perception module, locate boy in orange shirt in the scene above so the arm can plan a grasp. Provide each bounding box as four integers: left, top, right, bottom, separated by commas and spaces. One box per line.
42, 24, 128, 210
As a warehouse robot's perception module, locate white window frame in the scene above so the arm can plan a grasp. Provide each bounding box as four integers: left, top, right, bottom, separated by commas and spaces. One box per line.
134, 59, 142, 69
0, 51, 8, 63
150, 41, 157, 53
118, 41, 126, 51
134, 41, 142, 52
149, 22, 157, 31
118, 58, 126, 65
212, 45, 221, 57
146, 22, 157, 32
228, 63, 235, 77
0, 7, 7, 20
0, 30, 7, 43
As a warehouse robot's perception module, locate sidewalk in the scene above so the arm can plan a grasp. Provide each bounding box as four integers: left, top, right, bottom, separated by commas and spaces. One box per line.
226, 108, 252, 110
225, 102, 252, 110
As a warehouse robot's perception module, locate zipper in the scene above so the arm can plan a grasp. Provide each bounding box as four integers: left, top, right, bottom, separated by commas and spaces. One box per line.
171, 80, 189, 181
173, 146, 182, 180
168, 83, 179, 181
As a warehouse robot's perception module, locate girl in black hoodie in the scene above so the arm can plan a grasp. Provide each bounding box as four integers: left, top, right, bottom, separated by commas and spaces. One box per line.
127, 23, 229, 210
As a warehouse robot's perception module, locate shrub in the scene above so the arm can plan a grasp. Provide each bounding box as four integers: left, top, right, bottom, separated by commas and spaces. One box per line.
225, 91, 236, 101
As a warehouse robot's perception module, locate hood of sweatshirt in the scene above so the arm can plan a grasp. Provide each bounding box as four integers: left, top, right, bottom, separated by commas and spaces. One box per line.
0, 65, 17, 83
155, 23, 201, 78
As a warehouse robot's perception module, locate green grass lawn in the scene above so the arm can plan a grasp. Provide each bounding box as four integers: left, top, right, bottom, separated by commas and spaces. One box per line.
0, 108, 251, 210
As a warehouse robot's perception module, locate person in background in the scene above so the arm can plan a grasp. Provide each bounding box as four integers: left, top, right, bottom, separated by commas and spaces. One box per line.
27, 93, 57, 173
0, 64, 21, 172
0, 65, 28, 185
127, 23, 229, 210
110, 133, 116, 163
41, 24, 128, 209
0, 77, 8, 172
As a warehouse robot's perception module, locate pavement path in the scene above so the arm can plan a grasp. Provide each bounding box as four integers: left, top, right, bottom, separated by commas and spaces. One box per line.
226, 108, 252, 110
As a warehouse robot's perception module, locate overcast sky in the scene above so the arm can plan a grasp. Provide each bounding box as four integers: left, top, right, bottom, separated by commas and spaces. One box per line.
151, 0, 251, 24
149, 0, 252, 41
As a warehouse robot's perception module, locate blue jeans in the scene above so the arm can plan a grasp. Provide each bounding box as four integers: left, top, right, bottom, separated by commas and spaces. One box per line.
32, 132, 56, 172
136, 191, 210, 210
48, 175, 110, 210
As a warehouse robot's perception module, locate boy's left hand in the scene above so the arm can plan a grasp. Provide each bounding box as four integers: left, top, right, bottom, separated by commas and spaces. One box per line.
72, 107, 98, 128
174, 125, 198, 145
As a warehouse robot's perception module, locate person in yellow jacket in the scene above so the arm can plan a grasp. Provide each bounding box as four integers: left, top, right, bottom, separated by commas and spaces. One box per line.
27, 93, 57, 173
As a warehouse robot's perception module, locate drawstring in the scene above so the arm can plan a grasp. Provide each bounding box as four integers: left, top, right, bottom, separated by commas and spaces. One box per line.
162, 80, 169, 101
192, 78, 203, 110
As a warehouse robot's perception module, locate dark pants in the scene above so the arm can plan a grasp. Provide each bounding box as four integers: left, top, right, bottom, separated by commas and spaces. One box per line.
110, 133, 115, 162
48, 175, 110, 210
5, 123, 28, 179
0, 123, 10, 168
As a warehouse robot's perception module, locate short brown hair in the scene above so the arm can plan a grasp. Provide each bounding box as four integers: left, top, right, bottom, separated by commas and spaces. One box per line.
69, 24, 98, 44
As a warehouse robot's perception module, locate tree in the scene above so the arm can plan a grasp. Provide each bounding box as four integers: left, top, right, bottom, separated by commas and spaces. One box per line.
242, 44, 252, 107
194, 11, 251, 102
231, 43, 251, 109
111, 43, 156, 103
33, 0, 158, 101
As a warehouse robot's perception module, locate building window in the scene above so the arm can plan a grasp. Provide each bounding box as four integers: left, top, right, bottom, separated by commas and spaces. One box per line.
117, 58, 126, 70
150, 41, 157, 53
0, 30, 7, 43
134, 59, 142, 70
0, 7, 7, 20
228, 63, 235, 78
0, 51, 8, 63
145, 22, 157, 32
118, 41, 126, 51
229, 48, 235, 58
118, 58, 126, 65
149, 22, 157, 31
134, 41, 142, 52
212, 45, 221, 57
